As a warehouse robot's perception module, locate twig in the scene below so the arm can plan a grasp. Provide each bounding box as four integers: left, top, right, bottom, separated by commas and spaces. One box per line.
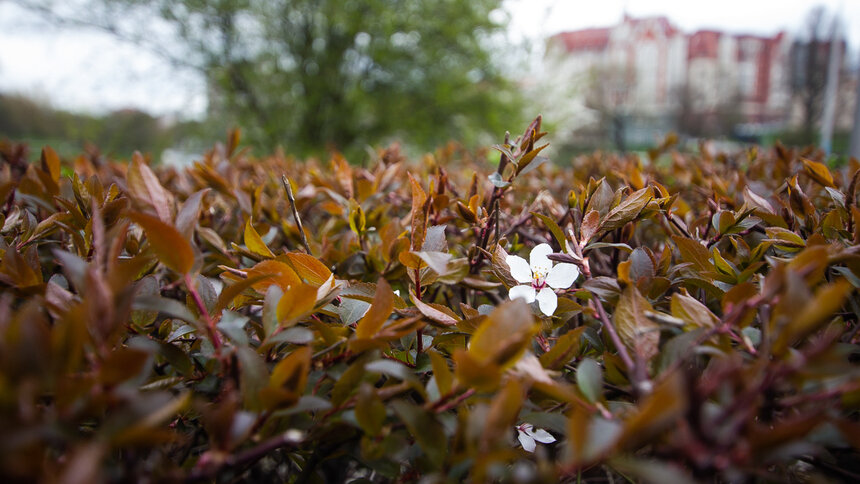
184, 430, 304, 482
282, 175, 312, 255
589, 295, 641, 392
430, 388, 476, 414
185, 273, 222, 350
572, 231, 651, 397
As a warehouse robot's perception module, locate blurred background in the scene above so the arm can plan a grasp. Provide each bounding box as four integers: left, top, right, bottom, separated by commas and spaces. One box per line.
1, 0, 858, 162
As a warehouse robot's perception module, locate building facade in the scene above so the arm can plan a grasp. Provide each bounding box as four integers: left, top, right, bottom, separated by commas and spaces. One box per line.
543, 15, 795, 144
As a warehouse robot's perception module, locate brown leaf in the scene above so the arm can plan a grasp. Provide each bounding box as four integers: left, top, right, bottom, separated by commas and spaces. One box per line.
175, 189, 209, 240
246, 260, 302, 293
613, 286, 660, 364
40, 146, 61, 187
285, 252, 332, 286
774, 279, 852, 353
128, 211, 194, 274
265, 346, 311, 408
620, 371, 687, 449
482, 379, 524, 450
539, 327, 585, 370
580, 209, 600, 244
408, 172, 428, 251
670, 292, 719, 329
599, 187, 652, 233
801, 157, 835, 188
276, 282, 319, 327
244, 218, 275, 258
672, 236, 713, 274
127, 152, 172, 222
355, 278, 395, 339
429, 350, 454, 395
411, 291, 459, 326
469, 299, 537, 367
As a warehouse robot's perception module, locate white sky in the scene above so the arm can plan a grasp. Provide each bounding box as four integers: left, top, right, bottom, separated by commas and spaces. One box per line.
0, 0, 857, 118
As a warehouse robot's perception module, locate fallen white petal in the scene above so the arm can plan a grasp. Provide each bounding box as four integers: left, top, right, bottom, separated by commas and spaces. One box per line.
527, 428, 556, 444
529, 243, 553, 275
506, 255, 533, 284
536, 287, 557, 316
545, 263, 579, 289
509, 285, 536, 303
517, 430, 537, 452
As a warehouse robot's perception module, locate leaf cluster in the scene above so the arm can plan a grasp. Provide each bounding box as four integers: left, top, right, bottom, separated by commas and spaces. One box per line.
0, 127, 859, 482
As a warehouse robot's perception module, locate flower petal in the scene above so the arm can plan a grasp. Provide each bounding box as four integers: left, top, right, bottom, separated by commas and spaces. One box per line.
546, 263, 579, 289
536, 287, 557, 316
527, 428, 557, 444
509, 285, 536, 303
529, 243, 553, 274
506, 255, 533, 284
517, 430, 536, 452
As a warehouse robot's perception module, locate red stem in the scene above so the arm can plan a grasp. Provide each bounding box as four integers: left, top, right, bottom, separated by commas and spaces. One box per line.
414, 267, 424, 355
185, 273, 222, 350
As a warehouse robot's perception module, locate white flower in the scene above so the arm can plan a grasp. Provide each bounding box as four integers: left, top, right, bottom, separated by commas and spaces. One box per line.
506, 243, 579, 316
516, 423, 556, 452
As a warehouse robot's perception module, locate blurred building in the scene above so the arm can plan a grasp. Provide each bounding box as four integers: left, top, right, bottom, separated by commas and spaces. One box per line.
543, 15, 798, 146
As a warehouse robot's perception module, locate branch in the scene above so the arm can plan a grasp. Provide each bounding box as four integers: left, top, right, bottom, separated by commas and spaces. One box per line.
184, 430, 305, 482
282, 175, 312, 255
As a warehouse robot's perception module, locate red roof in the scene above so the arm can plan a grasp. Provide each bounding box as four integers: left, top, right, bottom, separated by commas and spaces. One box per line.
552, 28, 611, 52
688, 30, 722, 59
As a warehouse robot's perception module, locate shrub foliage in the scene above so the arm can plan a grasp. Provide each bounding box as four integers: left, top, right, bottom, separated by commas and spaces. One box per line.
0, 118, 859, 482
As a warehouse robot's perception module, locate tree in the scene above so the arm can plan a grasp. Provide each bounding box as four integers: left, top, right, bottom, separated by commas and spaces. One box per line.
790, 6, 830, 143
674, 79, 743, 139
584, 64, 635, 151
12, 0, 523, 156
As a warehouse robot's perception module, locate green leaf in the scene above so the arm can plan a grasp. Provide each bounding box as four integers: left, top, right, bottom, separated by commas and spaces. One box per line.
391, 400, 447, 468
576, 358, 603, 403
236, 346, 268, 411
133, 295, 197, 325
216, 311, 250, 346
355, 383, 387, 436
365, 359, 423, 396
532, 212, 567, 252
488, 172, 510, 188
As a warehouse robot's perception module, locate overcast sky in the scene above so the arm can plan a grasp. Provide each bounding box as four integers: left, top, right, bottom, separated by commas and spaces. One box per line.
0, 0, 857, 118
